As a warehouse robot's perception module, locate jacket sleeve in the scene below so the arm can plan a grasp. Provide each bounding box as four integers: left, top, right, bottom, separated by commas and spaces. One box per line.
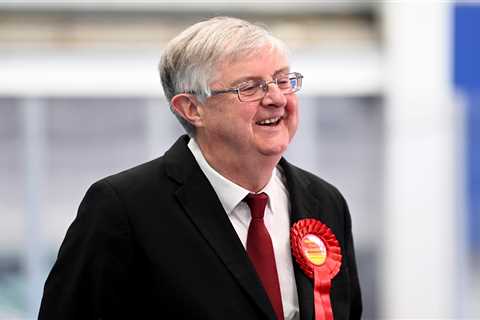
340, 194, 363, 320
38, 180, 134, 319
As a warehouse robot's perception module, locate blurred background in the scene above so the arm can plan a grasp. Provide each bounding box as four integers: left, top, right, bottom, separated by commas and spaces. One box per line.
0, 1, 479, 319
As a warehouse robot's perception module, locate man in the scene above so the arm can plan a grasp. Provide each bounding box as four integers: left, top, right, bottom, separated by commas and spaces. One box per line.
39, 17, 362, 319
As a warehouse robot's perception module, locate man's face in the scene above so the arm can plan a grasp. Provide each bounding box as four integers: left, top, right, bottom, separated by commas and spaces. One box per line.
196, 45, 299, 163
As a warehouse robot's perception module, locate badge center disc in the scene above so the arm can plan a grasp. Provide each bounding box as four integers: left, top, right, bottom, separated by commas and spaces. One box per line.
301, 234, 327, 266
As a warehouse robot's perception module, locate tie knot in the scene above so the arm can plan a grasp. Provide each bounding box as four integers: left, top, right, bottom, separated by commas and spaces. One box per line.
245, 192, 269, 219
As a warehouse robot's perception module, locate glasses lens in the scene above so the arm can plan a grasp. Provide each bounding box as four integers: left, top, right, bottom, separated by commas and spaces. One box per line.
277, 75, 294, 91
277, 73, 302, 93
238, 81, 263, 102
289, 73, 302, 92
238, 81, 258, 96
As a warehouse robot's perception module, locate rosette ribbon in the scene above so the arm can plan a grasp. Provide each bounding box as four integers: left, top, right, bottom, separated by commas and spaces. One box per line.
290, 218, 342, 320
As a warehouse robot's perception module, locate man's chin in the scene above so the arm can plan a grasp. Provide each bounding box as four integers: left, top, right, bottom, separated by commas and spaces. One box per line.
257, 143, 289, 158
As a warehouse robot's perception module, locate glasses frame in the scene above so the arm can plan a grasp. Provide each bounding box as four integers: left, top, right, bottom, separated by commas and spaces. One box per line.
209, 72, 303, 102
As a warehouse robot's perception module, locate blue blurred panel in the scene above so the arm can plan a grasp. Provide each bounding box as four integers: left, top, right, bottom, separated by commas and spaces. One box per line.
454, 5, 480, 88
454, 4, 480, 251
466, 93, 480, 251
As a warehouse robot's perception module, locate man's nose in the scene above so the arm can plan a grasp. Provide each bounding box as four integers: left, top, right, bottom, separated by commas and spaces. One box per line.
261, 82, 287, 107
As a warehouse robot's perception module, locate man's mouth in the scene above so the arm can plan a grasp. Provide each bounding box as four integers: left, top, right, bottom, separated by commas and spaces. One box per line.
256, 116, 283, 126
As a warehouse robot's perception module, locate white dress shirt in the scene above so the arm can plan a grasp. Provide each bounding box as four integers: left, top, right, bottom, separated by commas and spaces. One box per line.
188, 138, 300, 320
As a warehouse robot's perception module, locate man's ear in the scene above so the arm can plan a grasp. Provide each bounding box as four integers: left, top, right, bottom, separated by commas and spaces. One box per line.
170, 94, 204, 128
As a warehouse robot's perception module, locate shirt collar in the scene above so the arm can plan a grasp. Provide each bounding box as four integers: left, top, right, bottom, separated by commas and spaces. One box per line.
188, 138, 278, 215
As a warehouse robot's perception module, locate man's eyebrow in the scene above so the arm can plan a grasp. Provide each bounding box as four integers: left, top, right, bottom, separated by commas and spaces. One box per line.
229, 76, 262, 87
273, 67, 290, 76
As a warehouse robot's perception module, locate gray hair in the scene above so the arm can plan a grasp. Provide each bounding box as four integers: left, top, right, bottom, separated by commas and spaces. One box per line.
159, 16, 289, 136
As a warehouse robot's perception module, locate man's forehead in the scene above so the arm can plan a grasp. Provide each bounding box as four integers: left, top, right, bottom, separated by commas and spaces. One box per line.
212, 49, 290, 86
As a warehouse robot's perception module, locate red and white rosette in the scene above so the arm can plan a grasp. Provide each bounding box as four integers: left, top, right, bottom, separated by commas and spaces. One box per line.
291, 218, 342, 320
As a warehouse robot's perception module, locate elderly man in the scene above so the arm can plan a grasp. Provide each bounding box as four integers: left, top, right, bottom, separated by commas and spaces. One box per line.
39, 17, 362, 320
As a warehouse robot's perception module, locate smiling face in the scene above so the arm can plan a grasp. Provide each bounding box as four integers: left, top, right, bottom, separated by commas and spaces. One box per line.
194, 45, 299, 172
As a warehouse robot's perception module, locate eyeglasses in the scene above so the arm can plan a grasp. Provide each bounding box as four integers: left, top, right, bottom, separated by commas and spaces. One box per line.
209, 72, 303, 102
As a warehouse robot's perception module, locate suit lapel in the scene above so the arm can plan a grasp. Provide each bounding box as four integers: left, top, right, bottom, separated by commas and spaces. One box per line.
164, 136, 277, 320
279, 158, 322, 320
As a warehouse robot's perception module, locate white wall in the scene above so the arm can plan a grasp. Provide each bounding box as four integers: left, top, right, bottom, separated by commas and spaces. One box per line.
381, 2, 463, 317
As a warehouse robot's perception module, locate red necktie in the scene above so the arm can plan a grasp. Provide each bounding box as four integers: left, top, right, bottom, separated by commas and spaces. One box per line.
245, 193, 284, 320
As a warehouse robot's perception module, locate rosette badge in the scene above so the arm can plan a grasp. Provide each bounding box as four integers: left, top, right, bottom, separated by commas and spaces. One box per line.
291, 218, 342, 320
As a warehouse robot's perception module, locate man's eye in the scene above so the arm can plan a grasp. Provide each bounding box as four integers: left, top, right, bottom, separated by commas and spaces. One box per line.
277, 78, 290, 86
239, 82, 259, 96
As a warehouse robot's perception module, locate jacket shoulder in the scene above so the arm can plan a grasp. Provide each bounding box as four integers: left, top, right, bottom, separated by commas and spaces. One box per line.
96, 135, 190, 192
101, 156, 165, 189
281, 160, 346, 203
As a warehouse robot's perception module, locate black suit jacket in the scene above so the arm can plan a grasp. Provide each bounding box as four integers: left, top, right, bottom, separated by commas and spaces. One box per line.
39, 135, 362, 319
